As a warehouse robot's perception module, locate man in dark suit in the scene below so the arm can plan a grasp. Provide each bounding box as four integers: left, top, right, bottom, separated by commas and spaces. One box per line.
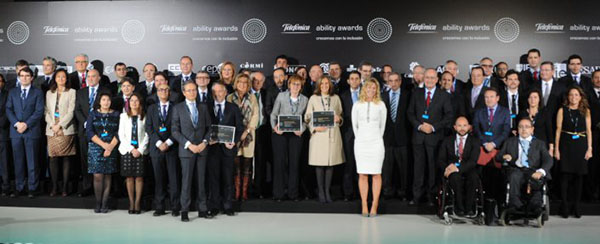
264, 68, 288, 121
146, 83, 180, 217
407, 68, 454, 205
558, 54, 593, 92
586, 71, 600, 201
464, 67, 488, 121
381, 72, 411, 200
105, 62, 128, 96
499, 70, 527, 135
33, 56, 57, 94
438, 116, 481, 216
329, 62, 348, 94
264, 55, 289, 90
171, 81, 213, 222
0, 78, 10, 196
472, 87, 511, 207
136, 63, 158, 103
479, 57, 503, 90
195, 71, 213, 104
497, 118, 553, 213
440, 71, 465, 126
6, 60, 30, 91
302, 65, 322, 98
68, 54, 89, 90
444, 60, 466, 94
169, 56, 196, 93
6, 67, 44, 198
535, 61, 567, 129
340, 71, 361, 201
207, 83, 244, 216
519, 49, 542, 92
74, 69, 105, 197
110, 77, 135, 113
146, 72, 183, 106
250, 71, 270, 198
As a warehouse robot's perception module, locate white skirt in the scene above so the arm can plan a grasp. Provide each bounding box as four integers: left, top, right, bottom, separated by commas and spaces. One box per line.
354, 124, 385, 174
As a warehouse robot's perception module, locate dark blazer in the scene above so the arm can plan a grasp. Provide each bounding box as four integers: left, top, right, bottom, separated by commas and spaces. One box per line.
499, 90, 528, 130
0, 89, 9, 141
587, 87, 600, 130
75, 86, 108, 137
135, 81, 157, 102
558, 73, 593, 93
332, 78, 349, 95
302, 80, 317, 98
451, 78, 466, 95
463, 84, 487, 120
437, 134, 481, 174
382, 87, 411, 147
517, 108, 554, 145
264, 85, 286, 127
339, 88, 358, 143
5, 79, 19, 92
68, 71, 87, 90
495, 136, 553, 179
145, 101, 177, 157
33, 75, 54, 95
169, 73, 196, 93
518, 69, 537, 92
171, 100, 212, 158
407, 87, 454, 146
111, 93, 128, 112
472, 105, 511, 147
207, 101, 244, 157
146, 92, 184, 107
533, 79, 567, 126
5, 86, 45, 139
196, 88, 213, 104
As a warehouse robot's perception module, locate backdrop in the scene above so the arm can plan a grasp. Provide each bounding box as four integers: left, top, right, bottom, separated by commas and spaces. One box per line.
1, 0, 599, 81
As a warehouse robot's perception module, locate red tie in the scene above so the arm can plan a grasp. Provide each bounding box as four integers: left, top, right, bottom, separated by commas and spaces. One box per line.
489, 108, 494, 123
458, 137, 464, 161
533, 71, 538, 81
81, 73, 87, 88
125, 97, 130, 112
426, 91, 431, 107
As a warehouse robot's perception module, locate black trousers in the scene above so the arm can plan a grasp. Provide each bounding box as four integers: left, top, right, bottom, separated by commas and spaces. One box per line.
180, 154, 207, 212
412, 143, 436, 202
508, 167, 543, 211
383, 145, 408, 197
482, 162, 504, 207
584, 129, 600, 200
207, 148, 235, 211
12, 137, 40, 192
253, 124, 271, 197
272, 132, 302, 199
0, 140, 9, 191
448, 170, 479, 212
77, 134, 92, 194
342, 136, 356, 198
150, 149, 180, 211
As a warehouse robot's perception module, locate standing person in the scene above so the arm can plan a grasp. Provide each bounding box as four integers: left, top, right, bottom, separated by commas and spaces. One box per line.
86, 91, 120, 213
555, 87, 592, 218
44, 69, 77, 197
0, 74, 10, 196
517, 89, 554, 151
305, 76, 344, 203
118, 93, 149, 214
352, 78, 386, 216
270, 75, 308, 202
6, 67, 44, 198
169, 56, 196, 93
250, 71, 270, 199
226, 74, 258, 201
339, 71, 361, 201
146, 83, 180, 217
219, 61, 236, 94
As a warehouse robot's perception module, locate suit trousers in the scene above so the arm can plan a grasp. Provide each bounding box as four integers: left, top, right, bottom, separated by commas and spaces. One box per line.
180, 154, 208, 212
207, 148, 235, 210
412, 143, 436, 202
150, 149, 180, 211
383, 146, 409, 197
272, 132, 302, 199
448, 170, 479, 212
12, 137, 40, 191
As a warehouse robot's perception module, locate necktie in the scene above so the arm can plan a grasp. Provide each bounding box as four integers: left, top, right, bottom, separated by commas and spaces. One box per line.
124, 97, 130, 112
597, 90, 600, 100
81, 73, 87, 88
543, 82, 550, 106
45, 76, 50, 84
471, 87, 478, 108
190, 103, 198, 127
533, 71, 539, 81
451, 81, 455, 93
217, 104, 223, 123
161, 104, 167, 121
458, 136, 464, 161
574, 75, 579, 84
89, 87, 96, 109
489, 108, 494, 123
351, 90, 358, 104
511, 94, 517, 127
520, 139, 530, 168
426, 91, 431, 107
21, 88, 27, 101
201, 92, 206, 103
391, 92, 398, 122
483, 77, 490, 87
183, 76, 189, 82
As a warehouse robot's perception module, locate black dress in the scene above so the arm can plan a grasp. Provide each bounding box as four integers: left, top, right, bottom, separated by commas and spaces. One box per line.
517, 108, 554, 145
559, 107, 588, 175
121, 115, 145, 177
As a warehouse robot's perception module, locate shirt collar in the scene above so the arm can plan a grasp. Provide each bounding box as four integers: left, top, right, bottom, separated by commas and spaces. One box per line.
198, 87, 208, 93
214, 100, 226, 107
389, 88, 400, 96
456, 133, 468, 141
350, 87, 360, 93
425, 86, 436, 94
542, 78, 554, 84
520, 136, 533, 142
159, 101, 169, 107
21, 84, 31, 90
488, 104, 498, 111
508, 89, 519, 96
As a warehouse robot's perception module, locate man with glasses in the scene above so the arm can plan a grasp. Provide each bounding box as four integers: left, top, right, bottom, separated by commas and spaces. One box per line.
147, 72, 183, 105
478, 57, 501, 89
195, 71, 212, 104
68, 54, 89, 90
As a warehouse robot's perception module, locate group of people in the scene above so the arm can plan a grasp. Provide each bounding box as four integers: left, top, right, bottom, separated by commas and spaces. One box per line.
0, 49, 597, 222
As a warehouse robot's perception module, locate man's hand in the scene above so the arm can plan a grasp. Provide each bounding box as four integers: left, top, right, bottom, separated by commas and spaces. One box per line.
531, 172, 543, 181
131, 149, 141, 158
444, 164, 458, 178
225, 142, 235, 149
420, 123, 433, 134
294, 131, 302, 137
484, 142, 495, 152
502, 154, 512, 162
158, 143, 169, 152
16, 122, 27, 134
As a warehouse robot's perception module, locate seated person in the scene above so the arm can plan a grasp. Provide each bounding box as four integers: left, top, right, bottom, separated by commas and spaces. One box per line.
496, 118, 553, 213
437, 116, 481, 217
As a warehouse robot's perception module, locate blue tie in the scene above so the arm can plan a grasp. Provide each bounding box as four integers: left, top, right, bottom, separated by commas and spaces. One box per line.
189, 103, 198, 127
391, 91, 398, 122
483, 77, 490, 87
161, 104, 167, 121
520, 139, 530, 168
352, 90, 358, 104
89, 87, 96, 109
21, 88, 27, 101
217, 104, 223, 123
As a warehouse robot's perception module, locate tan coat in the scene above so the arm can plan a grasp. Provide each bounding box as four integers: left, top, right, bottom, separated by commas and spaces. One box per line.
227, 93, 259, 158
45, 89, 76, 136
305, 94, 345, 166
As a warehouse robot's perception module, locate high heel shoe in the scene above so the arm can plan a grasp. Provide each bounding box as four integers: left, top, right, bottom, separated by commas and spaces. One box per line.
61, 192, 68, 197
128, 210, 134, 214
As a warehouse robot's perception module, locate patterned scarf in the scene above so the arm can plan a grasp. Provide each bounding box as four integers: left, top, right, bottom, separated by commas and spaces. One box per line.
230, 92, 253, 146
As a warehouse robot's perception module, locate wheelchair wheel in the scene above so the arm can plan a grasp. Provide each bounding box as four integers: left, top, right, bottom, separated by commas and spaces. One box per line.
536, 214, 544, 228
443, 212, 453, 225
477, 213, 485, 225
543, 195, 550, 222
499, 210, 508, 226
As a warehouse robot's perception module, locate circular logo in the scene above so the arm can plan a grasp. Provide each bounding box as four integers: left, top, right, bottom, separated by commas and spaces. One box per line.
367, 18, 392, 43
7, 21, 30, 45
242, 18, 267, 44
494, 17, 519, 43
121, 19, 145, 44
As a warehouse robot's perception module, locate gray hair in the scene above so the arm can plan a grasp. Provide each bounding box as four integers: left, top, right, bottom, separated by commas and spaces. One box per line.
43, 56, 57, 69
250, 71, 265, 82
74, 53, 89, 62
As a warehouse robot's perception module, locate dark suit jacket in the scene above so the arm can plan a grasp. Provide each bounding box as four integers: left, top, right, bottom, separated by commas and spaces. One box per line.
332, 78, 349, 95
68, 71, 85, 90
169, 73, 196, 93
135, 81, 157, 102
519, 70, 537, 92
533, 79, 567, 129
463, 85, 487, 121
587, 87, 600, 130
499, 90, 528, 130
302, 80, 317, 98
5, 79, 19, 92
558, 73, 593, 93
196, 88, 213, 104
0, 89, 9, 141
33, 76, 54, 95
437, 134, 481, 174
407, 87, 454, 146
171, 100, 212, 158
207, 101, 244, 157
382, 87, 411, 147
495, 136, 553, 179
111, 93, 127, 112
146, 92, 184, 107
145, 101, 177, 157
5, 86, 45, 139
452, 78, 466, 95
75, 86, 108, 137
264, 85, 286, 127
472, 105, 511, 147
339, 88, 358, 143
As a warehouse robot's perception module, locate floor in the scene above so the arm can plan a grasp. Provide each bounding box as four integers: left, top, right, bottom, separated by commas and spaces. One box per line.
0, 207, 597, 244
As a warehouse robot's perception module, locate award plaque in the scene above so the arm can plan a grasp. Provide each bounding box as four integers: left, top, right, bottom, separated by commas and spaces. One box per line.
278, 115, 302, 132
210, 125, 236, 143
312, 111, 335, 128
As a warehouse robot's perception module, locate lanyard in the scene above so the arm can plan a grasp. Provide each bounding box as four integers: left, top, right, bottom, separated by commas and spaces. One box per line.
568, 109, 579, 133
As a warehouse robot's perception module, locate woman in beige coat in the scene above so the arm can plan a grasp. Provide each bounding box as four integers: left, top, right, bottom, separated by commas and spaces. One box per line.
44, 69, 77, 197
305, 76, 344, 203
227, 74, 259, 201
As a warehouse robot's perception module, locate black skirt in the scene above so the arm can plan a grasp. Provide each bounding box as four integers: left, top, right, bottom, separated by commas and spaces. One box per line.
120, 153, 145, 177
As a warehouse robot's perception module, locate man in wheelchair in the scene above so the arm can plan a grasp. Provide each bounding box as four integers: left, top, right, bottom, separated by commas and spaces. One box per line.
496, 118, 553, 216
438, 116, 481, 217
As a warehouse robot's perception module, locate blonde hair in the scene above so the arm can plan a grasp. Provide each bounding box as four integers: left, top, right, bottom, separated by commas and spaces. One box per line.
359, 78, 382, 103
233, 73, 250, 94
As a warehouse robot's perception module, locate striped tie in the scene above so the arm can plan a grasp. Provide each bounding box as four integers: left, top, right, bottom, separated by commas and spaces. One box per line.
391, 91, 398, 122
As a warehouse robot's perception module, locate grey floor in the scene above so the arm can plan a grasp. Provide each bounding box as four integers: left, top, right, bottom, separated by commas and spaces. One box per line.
0, 207, 597, 244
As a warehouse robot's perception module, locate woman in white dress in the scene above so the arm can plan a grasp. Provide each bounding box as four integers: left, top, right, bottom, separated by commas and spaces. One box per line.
352, 78, 387, 217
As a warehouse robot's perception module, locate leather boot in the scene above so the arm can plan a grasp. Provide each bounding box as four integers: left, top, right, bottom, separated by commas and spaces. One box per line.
242, 174, 250, 201
235, 175, 241, 201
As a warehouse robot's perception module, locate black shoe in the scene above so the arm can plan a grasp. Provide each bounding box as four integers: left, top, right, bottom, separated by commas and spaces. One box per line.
128, 210, 135, 215
135, 210, 141, 215
573, 209, 582, 218
292, 197, 301, 202
181, 212, 189, 222
28, 193, 35, 199
9, 192, 17, 198
408, 200, 417, 206
198, 211, 213, 219
560, 204, 569, 218
0, 192, 6, 197
101, 208, 109, 213
171, 210, 180, 217
224, 209, 235, 216
153, 210, 166, 216
466, 211, 476, 218
455, 210, 465, 217
426, 201, 435, 207
94, 203, 102, 213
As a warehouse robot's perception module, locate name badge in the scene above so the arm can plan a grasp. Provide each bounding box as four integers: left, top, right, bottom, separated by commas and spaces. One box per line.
572, 135, 580, 140
54, 112, 60, 117
159, 127, 167, 133
101, 132, 109, 138
484, 131, 493, 136
454, 162, 461, 167
510, 114, 516, 119
131, 140, 138, 145
422, 114, 430, 119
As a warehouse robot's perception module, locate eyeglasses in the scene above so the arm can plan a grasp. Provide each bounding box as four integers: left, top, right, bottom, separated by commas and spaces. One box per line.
480, 64, 493, 68
518, 125, 532, 129
157, 88, 169, 92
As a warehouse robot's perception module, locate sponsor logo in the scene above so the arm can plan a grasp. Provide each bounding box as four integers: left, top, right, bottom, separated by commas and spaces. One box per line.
43, 26, 69, 35
242, 18, 267, 43
202, 65, 220, 76
160, 25, 187, 34
281, 23, 311, 34
367, 17, 392, 43
346, 64, 358, 72
239, 62, 264, 69
494, 17, 519, 43
407, 23, 437, 33
286, 65, 305, 74
121, 19, 145, 44
7, 21, 29, 45
516, 63, 567, 78
570, 24, 591, 32
320, 63, 330, 74
168, 64, 181, 72
535, 23, 564, 33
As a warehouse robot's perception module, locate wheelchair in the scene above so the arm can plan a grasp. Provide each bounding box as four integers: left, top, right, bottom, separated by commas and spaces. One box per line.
436, 174, 486, 225
498, 163, 550, 228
